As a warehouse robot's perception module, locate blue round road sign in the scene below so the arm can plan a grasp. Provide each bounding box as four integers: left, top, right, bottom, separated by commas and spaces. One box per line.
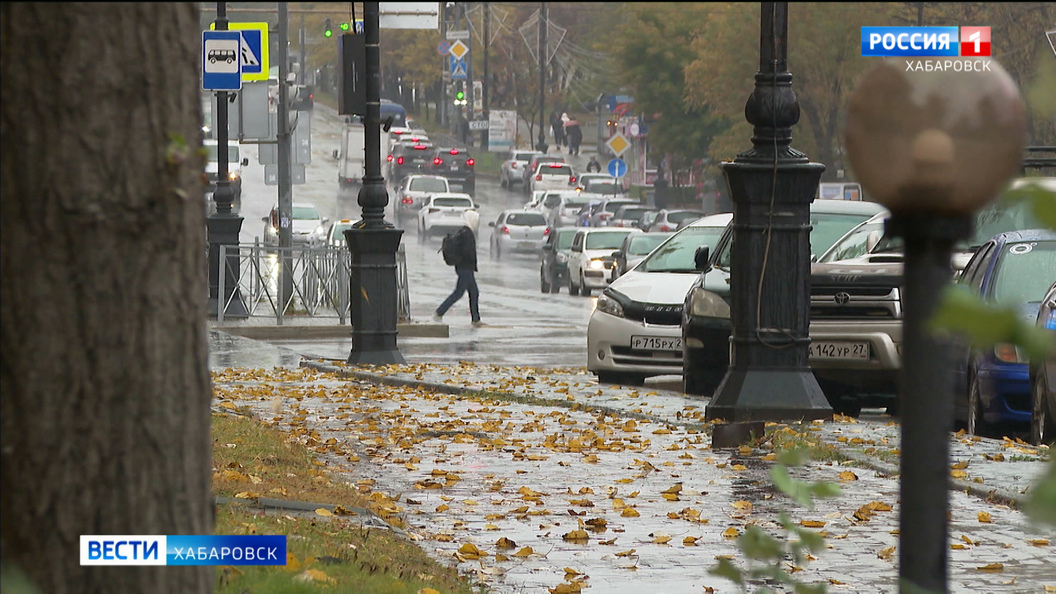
607, 158, 627, 178
437, 40, 452, 55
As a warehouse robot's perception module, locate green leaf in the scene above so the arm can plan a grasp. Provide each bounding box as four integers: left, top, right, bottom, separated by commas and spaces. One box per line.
1002, 182, 1056, 230
777, 447, 809, 466
931, 285, 1056, 362
708, 557, 744, 586
771, 465, 813, 507
808, 481, 843, 499
794, 583, 829, 594
1026, 457, 1056, 527
738, 525, 785, 562
789, 525, 827, 553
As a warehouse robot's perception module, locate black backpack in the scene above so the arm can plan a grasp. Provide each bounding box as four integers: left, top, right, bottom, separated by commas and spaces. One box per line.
440, 232, 459, 266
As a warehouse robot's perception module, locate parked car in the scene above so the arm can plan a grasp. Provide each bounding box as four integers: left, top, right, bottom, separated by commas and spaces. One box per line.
1031, 280, 1056, 445
567, 228, 641, 297
500, 150, 540, 189
417, 193, 477, 241
539, 191, 594, 228
642, 209, 708, 233
395, 175, 450, 222
591, 198, 639, 227
587, 214, 732, 385
387, 139, 434, 183
613, 232, 674, 278
609, 205, 656, 229
324, 218, 359, 247
528, 162, 578, 195
489, 210, 550, 259
681, 200, 887, 397
522, 155, 565, 191
427, 147, 476, 195
263, 203, 328, 247
953, 229, 1056, 436
540, 227, 580, 294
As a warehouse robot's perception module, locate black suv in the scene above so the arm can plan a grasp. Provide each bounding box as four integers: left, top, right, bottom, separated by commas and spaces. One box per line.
427, 147, 475, 194
388, 140, 434, 183
540, 227, 579, 294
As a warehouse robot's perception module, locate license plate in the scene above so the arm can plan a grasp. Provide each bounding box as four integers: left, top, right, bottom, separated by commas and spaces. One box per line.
809, 341, 870, 360
519, 241, 535, 248
631, 335, 682, 351
450, 165, 459, 171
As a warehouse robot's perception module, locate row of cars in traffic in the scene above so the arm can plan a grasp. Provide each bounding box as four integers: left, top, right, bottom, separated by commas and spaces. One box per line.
575, 177, 1055, 444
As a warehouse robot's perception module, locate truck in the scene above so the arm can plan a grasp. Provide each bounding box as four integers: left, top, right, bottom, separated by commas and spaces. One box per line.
336, 118, 390, 191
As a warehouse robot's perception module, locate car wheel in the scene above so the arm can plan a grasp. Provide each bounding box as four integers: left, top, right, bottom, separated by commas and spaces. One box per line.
550, 273, 561, 294
568, 273, 579, 296
966, 370, 991, 437
501, 176, 508, 189
418, 222, 426, 243
1031, 371, 1053, 445
540, 267, 550, 293
580, 274, 591, 297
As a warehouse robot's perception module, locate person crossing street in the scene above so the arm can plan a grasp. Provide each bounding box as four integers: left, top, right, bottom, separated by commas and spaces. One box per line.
434, 210, 484, 327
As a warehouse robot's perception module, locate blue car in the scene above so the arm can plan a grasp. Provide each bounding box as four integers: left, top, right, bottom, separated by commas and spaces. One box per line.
1030, 280, 1056, 445
953, 230, 1056, 436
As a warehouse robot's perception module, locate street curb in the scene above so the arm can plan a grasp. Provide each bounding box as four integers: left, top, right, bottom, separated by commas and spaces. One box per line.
214, 496, 409, 538
298, 360, 1031, 509
211, 322, 449, 340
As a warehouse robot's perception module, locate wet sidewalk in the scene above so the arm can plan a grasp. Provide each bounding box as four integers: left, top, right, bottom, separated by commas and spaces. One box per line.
210, 350, 1056, 593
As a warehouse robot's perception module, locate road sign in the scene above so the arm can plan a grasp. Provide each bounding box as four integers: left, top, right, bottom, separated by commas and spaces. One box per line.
380, 2, 439, 29
437, 40, 452, 55
608, 158, 627, 178
446, 29, 470, 40
606, 132, 630, 158
202, 31, 242, 91
448, 39, 469, 60
468, 120, 488, 131
449, 56, 467, 79
210, 22, 269, 82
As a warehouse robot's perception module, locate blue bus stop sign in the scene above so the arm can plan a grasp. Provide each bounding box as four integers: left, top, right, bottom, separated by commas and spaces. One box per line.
202, 30, 242, 91
607, 158, 627, 178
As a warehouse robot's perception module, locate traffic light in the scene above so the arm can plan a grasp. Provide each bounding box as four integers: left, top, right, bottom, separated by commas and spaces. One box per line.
340, 22, 351, 32
455, 88, 465, 103
323, 18, 333, 38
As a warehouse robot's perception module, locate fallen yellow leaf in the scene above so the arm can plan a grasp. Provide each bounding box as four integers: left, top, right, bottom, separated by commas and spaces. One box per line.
801, 520, 826, 528
615, 549, 636, 557
977, 563, 1004, 572
563, 530, 590, 543
978, 511, 993, 523
683, 536, 700, 546
951, 470, 968, 479
722, 527, 740, 539
621, 508, 640, 518
731, 500, 752, 511
1028, 539, 1049, 547
877, 546, 896, 560
314, 508, 333, 517
838, 471, 859, 481
513, 546, 534, 557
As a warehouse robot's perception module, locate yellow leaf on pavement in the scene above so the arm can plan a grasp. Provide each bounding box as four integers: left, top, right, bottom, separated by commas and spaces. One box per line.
651, 532, 672, 545
977, 563, 1004, 572
1028, 539, 1050, 547
615, 549, 636, 557
951, 470, 968, 479
722, 527, 740, 539
877, 546, 896, 560
731, 500, 752, 511
978, 511, 993, 523
513, 546, 534, 557
563, 530, 589, 542
621, 508, 640, 518
314, 508, 332, 517
801, 520, 826, 528
838, 471, 859, 481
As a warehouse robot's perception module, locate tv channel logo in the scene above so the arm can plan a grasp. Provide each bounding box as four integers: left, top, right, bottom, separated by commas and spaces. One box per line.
81, 535, 287, 566
861, 26, 991, 57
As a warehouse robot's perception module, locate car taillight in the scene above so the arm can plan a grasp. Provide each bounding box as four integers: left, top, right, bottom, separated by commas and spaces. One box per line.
660, 225, 671, 232
308, 93, 313, 99
402, 197, 413, 204
397, 157, 404, 165
387, 155, 393, 162
543, 228, 551, 236
615, 222, 624, 227
536, 174, 542, 181
511, 163, 518, 169
501, 226, 510, 234
434, 158, 443, 165
570, 176, 576, 184
449, 149, 459, 155
600, 213, 611, 220
466, 158, 475, 167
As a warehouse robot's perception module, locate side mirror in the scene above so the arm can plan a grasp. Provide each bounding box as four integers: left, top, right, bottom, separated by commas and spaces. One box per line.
241, 158, 249, 166
488, 222, 496, 227
261, 216, 269, 223
611, 251, 622, 258
474, 203, 481, 210
321, 217, 330, 225
694, 246, 711, 271
571, 244, 582, 252
332, 149, 340, 159
810, 253, 819, 263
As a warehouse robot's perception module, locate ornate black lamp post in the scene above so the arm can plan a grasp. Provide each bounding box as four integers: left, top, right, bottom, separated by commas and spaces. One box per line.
705, 2, 830, 423
845, 60, 1025, 593
207, 0, 248, 319
343, 2, 405, 365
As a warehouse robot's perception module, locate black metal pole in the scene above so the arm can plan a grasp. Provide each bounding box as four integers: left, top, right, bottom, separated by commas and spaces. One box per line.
891, 213, 970, 594
481, 1, 489, 149
345, 1, 405, 365
207, 0, 247, 319
537, 2, 546, 152
705, 2, 828, 423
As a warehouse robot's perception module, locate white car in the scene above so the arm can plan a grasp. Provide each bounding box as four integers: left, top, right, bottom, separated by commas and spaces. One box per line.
417, 193, 476, 241
324, 218, 359, 247
577, 173, 614, 192
395, 175, 450, 222
567, 228, 641, 297
525, 190, 548, 211
263, 203, 329, 247
529, 162, 578, 195
539, 191, 594, 228
587, 213, 733, 385
500, 150, 539, 189
488, 210, 549, 259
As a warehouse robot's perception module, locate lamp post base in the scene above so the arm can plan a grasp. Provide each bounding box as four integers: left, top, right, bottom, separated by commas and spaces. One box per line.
706, 369, 831, 423
344, 226, 406, 366
207, 212, 248, 320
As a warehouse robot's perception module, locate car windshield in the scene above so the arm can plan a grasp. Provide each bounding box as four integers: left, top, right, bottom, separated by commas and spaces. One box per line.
507, 213, 547, 226
590, 182, 621, 195
603, 201, 636, 214
628, 235, 669, 256
586, 232, 633, 250
556, 231, 577, 249
292, 206, 320, 220
617, 207, 651, 220
330, 224, 354, 240
968, 199, 1045, 251
205, 144, 240, 163
564, 196, 591, 209
668, 211, 706, 225
640, 226, 726, 272
434, 197, 473, 208
820, 220, 889, 263
514, 152, 535, 161
990, 240, 1056, 305
409, 178, 448, 192
810, 212, 882, 258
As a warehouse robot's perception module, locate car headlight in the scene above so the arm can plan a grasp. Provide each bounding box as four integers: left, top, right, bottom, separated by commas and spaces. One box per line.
314, 226, 326, 237
229, 171, 240, 181
688, 287, 730, 319
267, 226, 277, 236
589, 259, 606, 270
597, 294, 625, 318
993, 343, 1027, 364
556, 252, 568, 263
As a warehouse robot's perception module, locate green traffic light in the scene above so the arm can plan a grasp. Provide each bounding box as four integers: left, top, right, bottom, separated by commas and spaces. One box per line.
340, 22, 350, 31
456, 91, 465, 101
324, 29, 332, 38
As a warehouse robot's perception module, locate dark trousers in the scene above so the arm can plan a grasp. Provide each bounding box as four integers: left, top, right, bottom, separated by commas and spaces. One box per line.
437, 267, 480, 322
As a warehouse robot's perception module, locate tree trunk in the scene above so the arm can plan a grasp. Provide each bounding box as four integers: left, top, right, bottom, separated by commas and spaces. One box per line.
1, 4, 213, 593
